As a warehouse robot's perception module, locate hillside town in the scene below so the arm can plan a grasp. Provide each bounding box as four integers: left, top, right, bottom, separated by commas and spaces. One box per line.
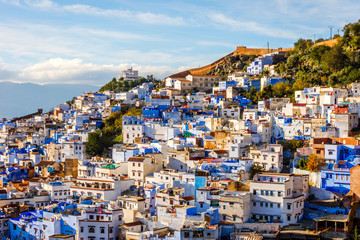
1, 49, 360, 240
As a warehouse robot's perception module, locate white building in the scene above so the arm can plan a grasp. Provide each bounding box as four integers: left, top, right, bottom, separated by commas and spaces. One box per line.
250, 144, 283, 173
219, 192, 251, 223
42, 181, 73, 202
78, 205, 123, 240
70, 176, 134, 201
60, 141, 87, 161
120, 67, 139, 81
250, 173, 309, 226
122, 116, 144, 144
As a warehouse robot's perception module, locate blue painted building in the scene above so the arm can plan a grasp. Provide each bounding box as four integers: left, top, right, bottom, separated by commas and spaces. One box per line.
142, 107, 161, 118
0, 167, 28, 186
321, 160, 359, 194
218, 80, 237, 91
249, 79, 261, 91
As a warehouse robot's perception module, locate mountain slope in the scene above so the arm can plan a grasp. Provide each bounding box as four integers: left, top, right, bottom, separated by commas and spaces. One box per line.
167, 38, 341, 79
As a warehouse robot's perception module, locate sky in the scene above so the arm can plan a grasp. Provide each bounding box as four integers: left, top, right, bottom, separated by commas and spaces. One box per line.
0, 0, 359, 86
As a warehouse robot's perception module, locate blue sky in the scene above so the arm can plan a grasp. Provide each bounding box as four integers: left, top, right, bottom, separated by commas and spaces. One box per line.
0, 0, 359, 85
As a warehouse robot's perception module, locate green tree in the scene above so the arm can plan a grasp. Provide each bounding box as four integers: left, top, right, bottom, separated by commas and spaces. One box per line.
250, 165, 265, 179
272, 81, 292, 98
124, 108, 142, 116
246, 86, 257, 102
280, 140, 305, 153
342, 20, 360, 63
315, 38, 325, 43
275, 62, 286, 75
309, 45, 331, 63
123, 81, 129, 88
321, 45, 347, 73
297, 158, 309, 170
307, 154, 326, 172
86, 130, 104, 156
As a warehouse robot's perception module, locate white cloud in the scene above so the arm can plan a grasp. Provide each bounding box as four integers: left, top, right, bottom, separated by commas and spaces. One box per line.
1, 58, 189, 85
0, 22, 158, 66
209, 13, 299, 39
23, 0, 55, 8
7, 0, 187, 26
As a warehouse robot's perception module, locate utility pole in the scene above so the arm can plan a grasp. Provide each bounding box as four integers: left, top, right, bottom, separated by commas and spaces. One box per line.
329, 26, 334, 39
267, 41, 269, 53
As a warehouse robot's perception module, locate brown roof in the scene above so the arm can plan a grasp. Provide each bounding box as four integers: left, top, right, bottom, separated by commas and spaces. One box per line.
128, 157, 145, 162
190, 74, 220, 78
121, 221, 143, 227
181, 196, 195, 201
35, 161, 56, 167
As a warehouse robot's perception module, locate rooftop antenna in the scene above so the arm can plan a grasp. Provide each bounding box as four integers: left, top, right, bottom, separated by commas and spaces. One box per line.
329, 26, 334, 39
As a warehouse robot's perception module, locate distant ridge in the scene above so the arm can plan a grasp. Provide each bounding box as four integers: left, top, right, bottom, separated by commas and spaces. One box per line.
0, 81, 97, 119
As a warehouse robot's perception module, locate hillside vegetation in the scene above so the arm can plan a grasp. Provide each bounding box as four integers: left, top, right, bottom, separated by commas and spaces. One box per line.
278, 20, 360, 90
99, 75, 159, 92
85, 108, 142, 157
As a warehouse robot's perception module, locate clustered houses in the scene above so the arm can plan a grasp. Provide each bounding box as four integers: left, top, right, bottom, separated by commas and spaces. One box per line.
1, 65, 360, 240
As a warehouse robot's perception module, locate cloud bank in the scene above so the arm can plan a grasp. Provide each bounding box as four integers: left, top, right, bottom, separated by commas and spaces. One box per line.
0, 58, 190, 85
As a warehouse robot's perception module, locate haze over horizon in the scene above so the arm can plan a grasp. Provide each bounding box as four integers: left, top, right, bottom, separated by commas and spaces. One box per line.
0, 0, 360, 86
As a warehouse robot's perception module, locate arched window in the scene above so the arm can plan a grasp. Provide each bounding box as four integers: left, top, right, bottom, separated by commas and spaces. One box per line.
89, 227, 95, 233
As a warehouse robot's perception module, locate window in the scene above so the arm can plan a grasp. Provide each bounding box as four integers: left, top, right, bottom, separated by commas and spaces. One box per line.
89, 215, 94, 220
278, 203, 281, 208
80, 227, 84, 233
100, 227, 105, 234
287, 203, 291, 210
260, 202, 263, 207
253, 190, 256, 195
109, 227, 113, 233
270, 203, 273, 208
89, 227, 95, 233
253, 202, 256, 207
287, 215, 291, 221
